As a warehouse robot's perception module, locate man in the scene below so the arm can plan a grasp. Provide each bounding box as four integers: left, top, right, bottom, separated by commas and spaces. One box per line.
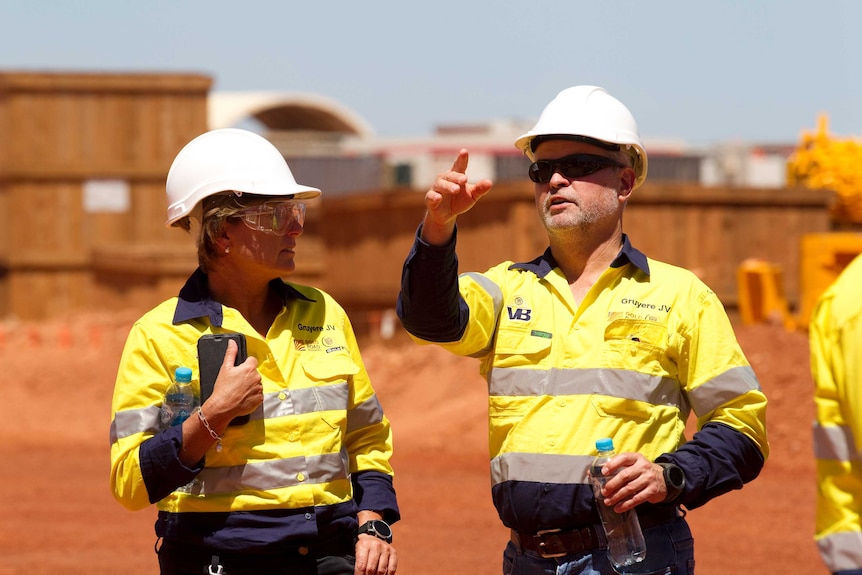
810, 253, 862, 575
396, 86, 768, 574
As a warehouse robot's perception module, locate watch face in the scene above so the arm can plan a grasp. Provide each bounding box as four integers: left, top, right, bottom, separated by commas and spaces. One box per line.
665, 464, 685, 488
360, 519, 392, 542
372, 520, 392, 538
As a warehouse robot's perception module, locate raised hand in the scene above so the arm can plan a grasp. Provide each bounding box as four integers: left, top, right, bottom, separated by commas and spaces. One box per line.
421, 149, 493, 246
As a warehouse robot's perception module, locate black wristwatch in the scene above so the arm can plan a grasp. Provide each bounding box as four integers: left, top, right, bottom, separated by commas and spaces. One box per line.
659, 462, 686, 503
357, 519, 393, 544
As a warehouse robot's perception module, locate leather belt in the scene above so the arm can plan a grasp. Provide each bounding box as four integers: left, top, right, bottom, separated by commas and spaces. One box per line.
510, 525, 606, 558
510, 507, 681, 559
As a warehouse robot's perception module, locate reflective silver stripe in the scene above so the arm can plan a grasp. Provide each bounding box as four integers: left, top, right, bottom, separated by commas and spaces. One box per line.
687, 365, 761, 417
308, 383, 350, 412
461, 272, 504, 358
110, 405, 160, 443
347, 395, 384, 433
262, 388, 296, 419
490, 452, 593, 486
813, 422, 860, 462
191, 449, 350, 494
489, 366, 686, 409
262, 383, 382, 432
817, 530, 862, 572
112, 383, 354, 441
462, 272, 503, 314
260, 383, 350, 419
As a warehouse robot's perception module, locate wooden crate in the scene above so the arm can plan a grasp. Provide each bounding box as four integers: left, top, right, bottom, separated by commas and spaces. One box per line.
0, 71, 211, 319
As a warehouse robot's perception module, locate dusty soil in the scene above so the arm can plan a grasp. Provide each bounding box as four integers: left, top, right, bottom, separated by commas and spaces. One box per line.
0, 313, 826, 575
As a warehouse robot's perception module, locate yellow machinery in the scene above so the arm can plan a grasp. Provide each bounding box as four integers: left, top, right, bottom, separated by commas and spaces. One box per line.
796, 232, 862, 326
738, 116, 862, 330
736, 258, 796, 330
787, 115, 862, 225
787, 116, 862, 329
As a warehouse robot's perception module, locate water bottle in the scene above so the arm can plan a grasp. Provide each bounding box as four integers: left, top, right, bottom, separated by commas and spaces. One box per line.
590, 437, 647, 569
159, 366, 197, 429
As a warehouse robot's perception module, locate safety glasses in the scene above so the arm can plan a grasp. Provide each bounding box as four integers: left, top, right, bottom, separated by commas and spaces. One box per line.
528, 154, 625, 184
236, 201, 306, 236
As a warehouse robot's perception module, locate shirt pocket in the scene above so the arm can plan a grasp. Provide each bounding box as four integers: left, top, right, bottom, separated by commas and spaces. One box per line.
590, 395, 656, 424
489, 327, 552, 438
298, 351, 359, 430
493, 325, 553, 368
299, 350, 360, 384
602, 318, 671, 376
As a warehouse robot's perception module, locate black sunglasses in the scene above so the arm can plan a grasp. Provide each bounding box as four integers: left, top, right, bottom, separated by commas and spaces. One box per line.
528, 154, 625, 184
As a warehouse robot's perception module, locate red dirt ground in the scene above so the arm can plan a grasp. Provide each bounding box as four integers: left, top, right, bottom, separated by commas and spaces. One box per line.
0, 313, 826, 575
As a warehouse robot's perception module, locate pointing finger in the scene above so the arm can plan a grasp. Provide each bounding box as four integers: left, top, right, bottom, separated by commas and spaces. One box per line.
450, 149, 470, 175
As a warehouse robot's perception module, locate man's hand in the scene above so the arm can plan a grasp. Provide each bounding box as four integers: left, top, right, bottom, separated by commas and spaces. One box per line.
354, 534, 397, 575
421, 149, 493, 246
355, 511, 397, 575
594, 452, 668, 513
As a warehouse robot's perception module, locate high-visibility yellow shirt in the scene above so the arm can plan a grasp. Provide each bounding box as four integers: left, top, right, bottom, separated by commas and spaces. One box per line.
810, 253, 862, 573
110, 269, 397, 549
398, 230, 768, 533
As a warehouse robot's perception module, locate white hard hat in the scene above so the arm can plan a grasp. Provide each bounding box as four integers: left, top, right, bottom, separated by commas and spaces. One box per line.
165, 128, 321, 227
514, 85, 648, 188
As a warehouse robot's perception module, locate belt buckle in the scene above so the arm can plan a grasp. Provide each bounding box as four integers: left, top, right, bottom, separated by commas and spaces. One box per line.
534, 528, 567, 558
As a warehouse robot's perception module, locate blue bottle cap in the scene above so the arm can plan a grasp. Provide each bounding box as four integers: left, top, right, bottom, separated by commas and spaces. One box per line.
596, 438, 614, 451
175, 366, 193, 382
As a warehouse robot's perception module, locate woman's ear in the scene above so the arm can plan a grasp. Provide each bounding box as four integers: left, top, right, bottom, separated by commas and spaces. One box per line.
213, 222, 232, 256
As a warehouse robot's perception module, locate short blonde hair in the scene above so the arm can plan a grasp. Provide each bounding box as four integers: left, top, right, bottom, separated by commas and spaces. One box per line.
174, 193, 271, 272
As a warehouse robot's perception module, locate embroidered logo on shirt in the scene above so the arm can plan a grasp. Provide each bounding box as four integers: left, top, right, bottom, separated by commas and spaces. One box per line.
294, 339, 322, 351
619, 297, 672, 313
320, 336, 346, 353
608, 310, 660, 322
507, 307, 532, 321
297, 323, 337, 333
507, 296, 532, 322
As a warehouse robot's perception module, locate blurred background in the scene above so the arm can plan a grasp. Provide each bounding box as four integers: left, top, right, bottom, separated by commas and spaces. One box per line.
0, 1, 860, 336
1, 3, 859, 573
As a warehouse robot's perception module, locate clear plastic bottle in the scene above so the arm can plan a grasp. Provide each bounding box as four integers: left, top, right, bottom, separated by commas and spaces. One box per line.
159, 366, 197, 429
590, 437, 647, 569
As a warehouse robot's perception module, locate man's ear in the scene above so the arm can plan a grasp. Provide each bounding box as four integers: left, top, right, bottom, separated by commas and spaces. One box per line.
617, 167, 636, 202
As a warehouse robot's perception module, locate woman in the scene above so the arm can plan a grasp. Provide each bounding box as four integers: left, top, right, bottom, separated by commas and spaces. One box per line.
109, 128, 399, 575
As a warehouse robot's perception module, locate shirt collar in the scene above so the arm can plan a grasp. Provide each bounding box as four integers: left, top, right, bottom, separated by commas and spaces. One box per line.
172, 268, 315, 326
509, 234, 650, 278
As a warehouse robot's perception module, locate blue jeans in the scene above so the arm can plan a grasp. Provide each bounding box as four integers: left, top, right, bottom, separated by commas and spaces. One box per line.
502, 517, 695, 575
